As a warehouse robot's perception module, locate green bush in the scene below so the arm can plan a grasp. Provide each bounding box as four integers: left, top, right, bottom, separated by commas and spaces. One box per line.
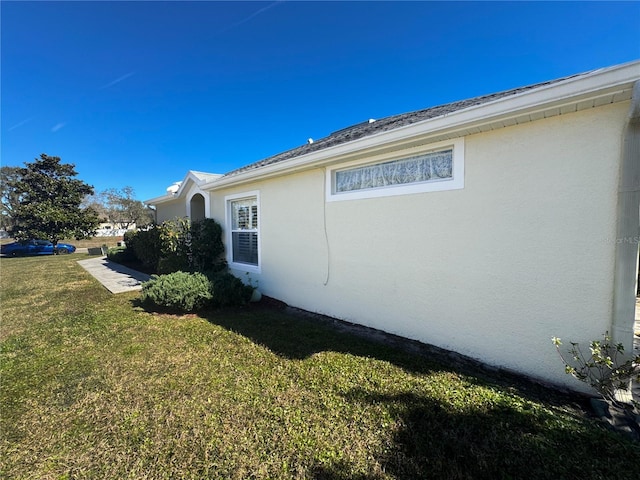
141, 272, 213, 312
157, 254, 188, 274
128, 219, 251, 312
122, 229, 136, 246
124, 218, 226, 274
106, 246, 136, 264
190, 219, 226, 272
125, 228, 164, 270
140, 271, 253, 313
552, 333, 640, 408
208, 271, 253, 307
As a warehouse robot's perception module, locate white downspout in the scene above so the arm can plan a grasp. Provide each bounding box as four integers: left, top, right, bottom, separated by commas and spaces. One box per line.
611, 80, 640, 350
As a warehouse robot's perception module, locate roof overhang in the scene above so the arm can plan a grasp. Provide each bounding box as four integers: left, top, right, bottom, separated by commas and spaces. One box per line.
145, 193, 177, 206
146, 170, 222, 205
199, 60, 639, 191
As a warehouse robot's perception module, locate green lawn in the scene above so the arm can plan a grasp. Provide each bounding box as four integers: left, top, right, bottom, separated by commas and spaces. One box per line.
1, 236, 125, 247
1, 254, 639, 479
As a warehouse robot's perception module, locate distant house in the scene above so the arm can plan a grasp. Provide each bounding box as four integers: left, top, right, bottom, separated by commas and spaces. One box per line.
95, 222, 137, 237
147, 61, 640, 391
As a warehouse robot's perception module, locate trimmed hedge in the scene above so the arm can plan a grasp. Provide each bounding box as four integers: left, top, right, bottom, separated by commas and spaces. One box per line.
106, 246, 136, 264
140, 270, 254, 313
121, 218, 226, 274
124, 228, 164, 271
119, 218, 253, 312
141, 272, 213, 312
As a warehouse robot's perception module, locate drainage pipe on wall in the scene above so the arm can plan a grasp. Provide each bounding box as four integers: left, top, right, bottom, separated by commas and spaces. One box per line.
611, 80, 640, 351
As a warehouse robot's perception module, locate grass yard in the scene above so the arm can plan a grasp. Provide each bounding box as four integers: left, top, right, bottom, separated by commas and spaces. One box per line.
0, 236, 124, 249
64, 236, 125, 249
1, 255, 639, 479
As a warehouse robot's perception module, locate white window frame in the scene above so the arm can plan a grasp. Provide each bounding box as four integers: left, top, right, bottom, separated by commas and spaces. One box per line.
326, 138, 465, 202
225, 191, 261, 273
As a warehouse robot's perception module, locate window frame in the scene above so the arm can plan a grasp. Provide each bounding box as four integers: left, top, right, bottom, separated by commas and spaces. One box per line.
326, 138, 465, 202
225, 191, 261, 273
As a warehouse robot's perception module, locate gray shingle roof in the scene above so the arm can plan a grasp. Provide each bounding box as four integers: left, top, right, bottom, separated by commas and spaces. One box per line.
223, 71, 584, 178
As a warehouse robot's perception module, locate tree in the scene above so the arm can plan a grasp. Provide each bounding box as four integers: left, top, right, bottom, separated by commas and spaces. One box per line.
81, 190, 110, 223
103, 186, 154, 229
84, 186, 155, 230
0, 165, 22, 231
8, 154, 100, 249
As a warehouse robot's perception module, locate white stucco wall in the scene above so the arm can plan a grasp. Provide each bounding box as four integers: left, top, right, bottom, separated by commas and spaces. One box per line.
209, 101, 628, 389
155, 198, 187, 223
155, 182, 212, 223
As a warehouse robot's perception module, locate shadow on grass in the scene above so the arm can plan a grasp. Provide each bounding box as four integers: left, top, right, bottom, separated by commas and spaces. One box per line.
133, 296, 592, 412
311, 389, 640, 480
200, 302, 584, 407
201, 303, 443, 376
131, 301, 640, 477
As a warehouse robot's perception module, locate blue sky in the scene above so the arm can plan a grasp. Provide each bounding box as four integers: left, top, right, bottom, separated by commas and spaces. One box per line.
2, 1, 639, 202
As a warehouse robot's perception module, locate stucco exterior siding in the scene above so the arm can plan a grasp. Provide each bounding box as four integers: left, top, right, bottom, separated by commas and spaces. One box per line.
147, 63, 640, 391
155, 198, 187, 223
212, 101, 627, 389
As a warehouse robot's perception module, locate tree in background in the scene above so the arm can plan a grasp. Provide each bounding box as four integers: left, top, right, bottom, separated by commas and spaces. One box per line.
0, 165, 22, 232
104, 186, 154, 229
8, 154, 100, 249
84, 186, 155, 230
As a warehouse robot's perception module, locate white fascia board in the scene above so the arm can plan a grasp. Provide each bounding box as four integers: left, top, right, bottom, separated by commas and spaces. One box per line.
174, 172, 204, 197
145, 194, 177, 206
165, 170, 222, 199
146, 171, 220, 205
201, 61, 640, 192
189, 171, 223, 183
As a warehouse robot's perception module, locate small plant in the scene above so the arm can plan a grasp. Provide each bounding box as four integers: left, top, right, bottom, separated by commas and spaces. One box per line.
552, 333, 640, 407
141, 271, 213, 312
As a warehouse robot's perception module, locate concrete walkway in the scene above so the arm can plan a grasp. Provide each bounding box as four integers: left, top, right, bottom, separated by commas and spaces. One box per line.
77, 256, 151, 294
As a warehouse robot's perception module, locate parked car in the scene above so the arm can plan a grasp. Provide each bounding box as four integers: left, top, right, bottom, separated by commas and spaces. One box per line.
0, 239, 76, 256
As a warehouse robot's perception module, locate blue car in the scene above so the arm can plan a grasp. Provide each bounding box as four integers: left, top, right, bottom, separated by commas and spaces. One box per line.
1, 239, 76, 256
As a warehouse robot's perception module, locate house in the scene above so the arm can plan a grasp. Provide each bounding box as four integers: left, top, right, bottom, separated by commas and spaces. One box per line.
150, 171, 223, 223
146, 61, 640, 392
95, 222, 137, 237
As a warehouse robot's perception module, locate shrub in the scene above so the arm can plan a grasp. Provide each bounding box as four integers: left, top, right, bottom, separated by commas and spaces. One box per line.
123, 229, 137, 246
208, 271, 253, 307
106, 246, 136, 264
157, 254, 188, 274
190, 219, 226, 272
124, 218, 226, 274
552, 333, 640, 407
125, 228, 164, 270
141, 272, 213, 312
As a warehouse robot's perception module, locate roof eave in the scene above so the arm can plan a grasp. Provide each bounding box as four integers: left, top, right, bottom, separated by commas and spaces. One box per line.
145, 193, 178, 205
199, 60, 639, 191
